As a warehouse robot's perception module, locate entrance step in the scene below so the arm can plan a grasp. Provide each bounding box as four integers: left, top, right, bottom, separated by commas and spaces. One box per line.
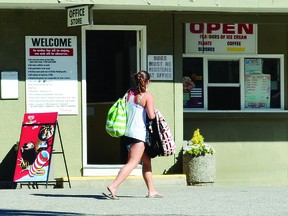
55, 174, 186, 188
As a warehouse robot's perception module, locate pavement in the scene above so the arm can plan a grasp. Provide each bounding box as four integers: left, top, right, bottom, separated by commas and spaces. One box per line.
1, 180, 288, 215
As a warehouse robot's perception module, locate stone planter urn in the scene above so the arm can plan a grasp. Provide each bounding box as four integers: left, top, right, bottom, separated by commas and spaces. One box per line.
183, 153, 216, 185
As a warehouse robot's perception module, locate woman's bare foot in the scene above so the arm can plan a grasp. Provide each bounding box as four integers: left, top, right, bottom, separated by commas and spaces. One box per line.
107, 186, 117, 196
147, 191, 164, 198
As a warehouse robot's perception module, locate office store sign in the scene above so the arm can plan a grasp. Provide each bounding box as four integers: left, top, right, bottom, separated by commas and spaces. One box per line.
185, 23, 257, 54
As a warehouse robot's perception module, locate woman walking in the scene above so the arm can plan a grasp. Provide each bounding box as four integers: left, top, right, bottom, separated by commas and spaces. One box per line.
103, 70, 163, 200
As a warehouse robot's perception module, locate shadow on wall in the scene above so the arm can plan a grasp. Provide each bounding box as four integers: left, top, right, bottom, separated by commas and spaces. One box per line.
184, 118, 288, 142
163, 150, 183, 174
0, 143, 18, 189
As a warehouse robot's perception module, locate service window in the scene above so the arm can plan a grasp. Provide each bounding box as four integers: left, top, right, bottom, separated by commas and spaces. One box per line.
183, 55, 284, 111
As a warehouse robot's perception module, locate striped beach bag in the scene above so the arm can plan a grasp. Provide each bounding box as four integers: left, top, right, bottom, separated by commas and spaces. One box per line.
105, 93, 128, 138
155, 109, 176, 156
145, 109, 176, 158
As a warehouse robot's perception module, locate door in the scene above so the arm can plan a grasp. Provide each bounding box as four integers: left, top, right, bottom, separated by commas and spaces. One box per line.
82, 25, 146, 176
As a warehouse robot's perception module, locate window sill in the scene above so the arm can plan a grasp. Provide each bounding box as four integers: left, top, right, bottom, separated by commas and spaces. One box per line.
184, 109, 287, 113
184, 109, 288, 119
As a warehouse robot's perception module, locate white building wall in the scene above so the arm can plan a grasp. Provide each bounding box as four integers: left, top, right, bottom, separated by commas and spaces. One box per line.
1, 0, 288, 13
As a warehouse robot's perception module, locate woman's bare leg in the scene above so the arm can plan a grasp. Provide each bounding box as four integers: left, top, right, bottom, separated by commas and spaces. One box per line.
107, 142, 145, 196
141, 151, 162, 197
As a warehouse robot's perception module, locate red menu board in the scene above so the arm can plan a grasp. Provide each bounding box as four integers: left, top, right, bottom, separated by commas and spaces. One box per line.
13, 112, 58, 182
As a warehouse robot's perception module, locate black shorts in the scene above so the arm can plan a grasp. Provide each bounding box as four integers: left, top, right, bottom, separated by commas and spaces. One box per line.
122, 136, 143, 146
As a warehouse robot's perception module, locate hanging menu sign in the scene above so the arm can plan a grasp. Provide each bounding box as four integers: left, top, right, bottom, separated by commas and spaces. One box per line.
244, 58, 263, 74
245, 74, 271, 108
26, 36, 78, 115
185, 23, 257, 54
67, 5, 90, 27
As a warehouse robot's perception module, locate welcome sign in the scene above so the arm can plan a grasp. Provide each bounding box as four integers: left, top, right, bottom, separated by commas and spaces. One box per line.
25, 36, 78, 115
185, 23, 257, 54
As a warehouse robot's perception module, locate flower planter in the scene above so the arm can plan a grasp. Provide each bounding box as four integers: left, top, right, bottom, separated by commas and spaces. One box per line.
183, 153, 216, 185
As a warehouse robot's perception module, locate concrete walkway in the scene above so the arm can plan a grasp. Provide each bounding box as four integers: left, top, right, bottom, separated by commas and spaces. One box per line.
1, 183, 288, 215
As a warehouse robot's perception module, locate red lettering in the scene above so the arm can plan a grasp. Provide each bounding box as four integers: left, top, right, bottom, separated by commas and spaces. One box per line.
206, 23, 221, 34
189, 23, 254, 34
223, 24, 235, 34
238, 23, 253, 34
190, 23, 204, 33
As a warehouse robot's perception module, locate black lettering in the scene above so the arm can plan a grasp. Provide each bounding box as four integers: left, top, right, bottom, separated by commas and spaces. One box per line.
31, 38, 72, 47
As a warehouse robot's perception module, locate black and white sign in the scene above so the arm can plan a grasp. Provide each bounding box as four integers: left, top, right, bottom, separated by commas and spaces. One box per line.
26, 36, 78, 115
67, 5, 90, 27
148, 55, 173, 80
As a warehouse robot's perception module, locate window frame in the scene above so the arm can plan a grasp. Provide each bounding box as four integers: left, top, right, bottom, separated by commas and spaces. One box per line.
183, 54, 284, 112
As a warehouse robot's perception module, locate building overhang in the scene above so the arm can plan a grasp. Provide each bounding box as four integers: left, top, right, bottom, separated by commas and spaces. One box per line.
0, 0, 288, 13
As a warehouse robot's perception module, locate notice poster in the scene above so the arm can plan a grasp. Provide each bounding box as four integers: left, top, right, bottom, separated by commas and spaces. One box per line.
185, 23, 257, 54
245, 74, 271, 108
26, 36, 78, 115
244, 58, 263, 74
13, 112, 58, 182
148, 55, 173, 80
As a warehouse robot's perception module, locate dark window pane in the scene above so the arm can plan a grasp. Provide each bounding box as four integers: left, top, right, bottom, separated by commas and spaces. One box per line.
208, 60, 239, 83
208, 87, 240, 110
86, 30, 136, 103
183, 57, 204, 108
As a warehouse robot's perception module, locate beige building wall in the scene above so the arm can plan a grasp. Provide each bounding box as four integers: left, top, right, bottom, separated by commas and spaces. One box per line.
177, 13, 288, 184
0, 7, 288, 185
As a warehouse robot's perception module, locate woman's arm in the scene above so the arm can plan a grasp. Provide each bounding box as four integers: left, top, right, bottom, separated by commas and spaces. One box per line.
145, 93, 156, 119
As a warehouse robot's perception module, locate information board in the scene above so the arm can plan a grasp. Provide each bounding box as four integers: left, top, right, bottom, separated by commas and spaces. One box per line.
1, 71, 18, 99
25, 36, 78, 115
244, 74, 271, 108
147, 55, 173, 80
13, 112, 58, 182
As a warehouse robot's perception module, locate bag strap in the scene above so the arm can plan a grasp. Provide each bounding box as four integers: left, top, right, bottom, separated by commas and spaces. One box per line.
123, 89, 130, 100
137, 93, 146, 104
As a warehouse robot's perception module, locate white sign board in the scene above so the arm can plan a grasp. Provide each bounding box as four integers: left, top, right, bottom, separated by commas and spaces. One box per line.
245, 74, 271, 108
1, 71, 18, 99
67, 5, 90, 27
26, 36, 78, 115
244, 58, 263, 74
185, 23, 257, 54
147, 55, 173, 80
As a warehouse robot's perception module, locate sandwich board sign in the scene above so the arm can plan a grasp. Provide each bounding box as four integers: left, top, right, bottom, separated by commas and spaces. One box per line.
13, 112, 58, 183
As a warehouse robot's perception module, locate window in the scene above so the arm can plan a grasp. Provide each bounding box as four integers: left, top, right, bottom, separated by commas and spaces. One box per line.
183, 55, 284, 111
207, 59, 240, 110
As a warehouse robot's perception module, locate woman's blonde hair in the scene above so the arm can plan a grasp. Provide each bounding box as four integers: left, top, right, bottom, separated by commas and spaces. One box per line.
133, 70, 150, 93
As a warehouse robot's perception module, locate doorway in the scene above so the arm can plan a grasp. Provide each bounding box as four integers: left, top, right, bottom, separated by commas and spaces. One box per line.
82, 25, 146, 176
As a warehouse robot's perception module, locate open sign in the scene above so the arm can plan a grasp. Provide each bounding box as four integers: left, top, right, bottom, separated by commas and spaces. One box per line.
189, 23, 254, 35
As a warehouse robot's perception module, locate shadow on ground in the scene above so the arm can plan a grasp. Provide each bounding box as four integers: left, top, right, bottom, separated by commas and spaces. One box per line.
32, 193, 145, 199
0, 209, 83, 215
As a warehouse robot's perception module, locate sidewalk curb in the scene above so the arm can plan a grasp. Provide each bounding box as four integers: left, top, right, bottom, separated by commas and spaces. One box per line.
56, 174, 187, 188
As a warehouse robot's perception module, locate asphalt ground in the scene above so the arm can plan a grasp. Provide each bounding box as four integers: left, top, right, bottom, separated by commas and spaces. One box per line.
1, 184, 288, 216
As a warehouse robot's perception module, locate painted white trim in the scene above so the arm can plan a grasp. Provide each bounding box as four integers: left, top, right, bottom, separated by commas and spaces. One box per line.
240, 57, 245, 110
81, 25, 147, 176
81, 26, 88, 169
184, 109, 288, 113
207, 83, 240, 87
5, 1, 288, 13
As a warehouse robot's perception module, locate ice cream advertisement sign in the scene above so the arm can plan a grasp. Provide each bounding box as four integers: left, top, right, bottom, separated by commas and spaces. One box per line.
185, 23, 257, 54
13, 112, 58, 182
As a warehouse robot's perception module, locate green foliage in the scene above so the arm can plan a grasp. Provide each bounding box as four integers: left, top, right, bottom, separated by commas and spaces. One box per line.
183, 129, 215, 157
